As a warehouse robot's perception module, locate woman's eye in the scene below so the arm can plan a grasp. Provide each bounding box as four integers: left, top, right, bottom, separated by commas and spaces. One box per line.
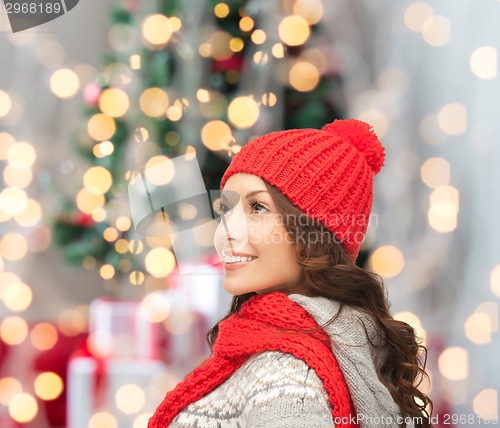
249, 201, 268, 213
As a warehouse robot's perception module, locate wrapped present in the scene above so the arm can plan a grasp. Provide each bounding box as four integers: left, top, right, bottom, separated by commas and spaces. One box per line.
87, 298, 162, 360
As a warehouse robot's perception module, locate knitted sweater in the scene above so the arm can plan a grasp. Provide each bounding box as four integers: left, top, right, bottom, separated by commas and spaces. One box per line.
149, 292, 410, 428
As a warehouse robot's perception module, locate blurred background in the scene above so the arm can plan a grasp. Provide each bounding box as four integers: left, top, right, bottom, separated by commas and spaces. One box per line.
0, 0, 499, 427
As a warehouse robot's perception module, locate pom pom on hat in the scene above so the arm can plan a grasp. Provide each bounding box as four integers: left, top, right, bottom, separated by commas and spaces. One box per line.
322, 119, 385, 174
220, 119, 385, 261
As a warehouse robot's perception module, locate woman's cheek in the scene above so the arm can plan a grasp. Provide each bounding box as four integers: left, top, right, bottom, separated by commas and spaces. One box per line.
213, 223, 225, 255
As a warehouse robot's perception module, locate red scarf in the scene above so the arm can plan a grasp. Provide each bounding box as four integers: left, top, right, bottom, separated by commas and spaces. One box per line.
148, 291, 358, 427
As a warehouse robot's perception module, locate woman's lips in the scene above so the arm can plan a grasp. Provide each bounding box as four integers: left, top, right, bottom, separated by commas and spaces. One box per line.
224, 256, 257, 270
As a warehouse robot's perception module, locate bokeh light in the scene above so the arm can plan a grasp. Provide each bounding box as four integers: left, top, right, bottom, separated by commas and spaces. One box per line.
368, 245, 405, 278
169, 16, 182, 32
129, 240, 144, 254
251, 29, 266, 45
130, 54, 141, 70
145, 248, 175, 278
116, 216, 131, 232
115, 384, 145, 414
420, 157, 450, 188
166, 104, 182, 121
140, 88, 169, 117
229, 37, 244, 52
30, 323, 59, 351
102, 227, 118, 242
473, 389, 498, 420
465, 310, 492, 345
289, 61, 320, 92
93, 140, 115, 158
87, 114, 116, 141
99, 88, 130, 118
129, 271, 145, 286
142, 14, 173, 48
201, 120, 232, 150
227, 96, 260, 129
50, 68, 80, 99
34, 372, 64, 401
114, 239, 128, 254
76, 189, 105, 215
439, 347, 468, 380
253, 51, 269, 65
470, 46, 497, 79
261, 92, 277, 106
214, 3, 229, 18
239, 16, 254, 32
278, 15, 310, 47
100, 264, 115, 280
144, 155, 175, 186
83, 166, 113, 194
272, 44, 285, 60
8, 392, 38, 423
0, 316, 29, 345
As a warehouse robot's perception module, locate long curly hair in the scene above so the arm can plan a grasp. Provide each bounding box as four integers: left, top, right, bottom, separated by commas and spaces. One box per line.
207, 180, 433, 428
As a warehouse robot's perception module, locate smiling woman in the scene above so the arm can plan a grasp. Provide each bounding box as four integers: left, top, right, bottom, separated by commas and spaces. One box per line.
149, 119, 433, 428
213, 173, 304, 296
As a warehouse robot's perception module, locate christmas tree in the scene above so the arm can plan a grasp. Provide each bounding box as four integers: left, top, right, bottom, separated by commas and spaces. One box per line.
53, 0, 347, 292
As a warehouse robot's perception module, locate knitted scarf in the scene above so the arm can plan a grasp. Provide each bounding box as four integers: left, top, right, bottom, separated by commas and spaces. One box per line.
148, 291, 359, 428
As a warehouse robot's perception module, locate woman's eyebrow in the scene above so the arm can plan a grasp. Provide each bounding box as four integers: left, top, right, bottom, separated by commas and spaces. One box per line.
245, 190, 268, 198
220, 189, 268, 200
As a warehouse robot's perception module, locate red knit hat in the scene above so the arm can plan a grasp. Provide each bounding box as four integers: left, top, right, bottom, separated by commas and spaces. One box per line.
220, 119, 385, 260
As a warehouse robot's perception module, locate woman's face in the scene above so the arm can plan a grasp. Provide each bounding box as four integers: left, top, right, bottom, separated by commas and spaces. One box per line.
213, 173, 303, 296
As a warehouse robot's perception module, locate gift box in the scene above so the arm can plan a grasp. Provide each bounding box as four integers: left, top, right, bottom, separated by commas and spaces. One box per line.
87, 298, 161, 360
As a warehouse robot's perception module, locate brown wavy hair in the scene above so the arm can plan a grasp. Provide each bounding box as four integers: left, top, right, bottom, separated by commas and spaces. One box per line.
207, 180, 433, 428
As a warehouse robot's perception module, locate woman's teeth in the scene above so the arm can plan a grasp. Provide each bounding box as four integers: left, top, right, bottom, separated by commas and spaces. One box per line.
224, 256, 257, 264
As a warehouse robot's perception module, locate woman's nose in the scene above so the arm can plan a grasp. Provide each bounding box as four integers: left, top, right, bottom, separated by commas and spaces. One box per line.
221, 202, 249, 247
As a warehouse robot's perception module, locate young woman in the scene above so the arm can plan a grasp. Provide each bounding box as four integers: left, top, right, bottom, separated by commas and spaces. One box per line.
149, 119, 433, 428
